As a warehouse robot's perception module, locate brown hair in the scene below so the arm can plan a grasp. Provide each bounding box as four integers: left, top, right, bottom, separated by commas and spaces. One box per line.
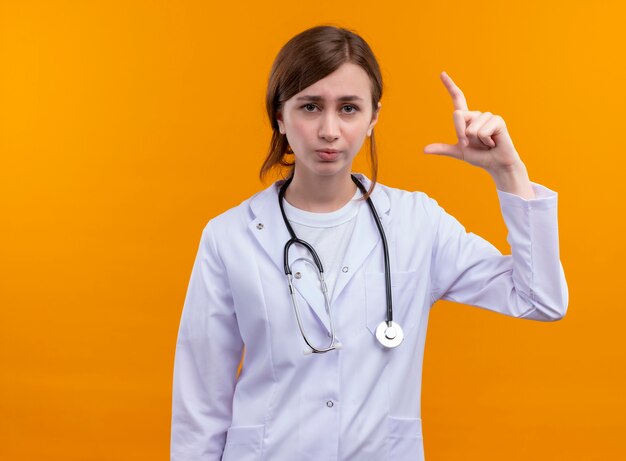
260, 24, 383, 199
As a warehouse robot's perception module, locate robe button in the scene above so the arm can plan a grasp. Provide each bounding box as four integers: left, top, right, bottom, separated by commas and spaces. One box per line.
256, 223, 264, 230
342, 266, 349, 273
326, 400, 334, 408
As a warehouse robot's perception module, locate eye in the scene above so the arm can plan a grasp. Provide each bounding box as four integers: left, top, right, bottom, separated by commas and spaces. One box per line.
302, 103, 318, 112
342, 104, 359, 114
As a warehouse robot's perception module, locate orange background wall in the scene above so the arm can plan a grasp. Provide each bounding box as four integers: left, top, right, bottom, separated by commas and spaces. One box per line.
1, 1, 624, 460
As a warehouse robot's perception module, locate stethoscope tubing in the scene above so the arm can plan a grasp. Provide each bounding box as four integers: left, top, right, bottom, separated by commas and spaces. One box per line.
350, 175, 394, 326
278, 174, 398, 353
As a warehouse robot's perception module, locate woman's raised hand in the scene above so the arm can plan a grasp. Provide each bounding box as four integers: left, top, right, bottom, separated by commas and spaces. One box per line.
423, 72, 523, 176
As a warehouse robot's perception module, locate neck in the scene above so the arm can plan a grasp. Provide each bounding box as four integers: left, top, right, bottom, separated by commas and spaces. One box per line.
284, 170, 357, 212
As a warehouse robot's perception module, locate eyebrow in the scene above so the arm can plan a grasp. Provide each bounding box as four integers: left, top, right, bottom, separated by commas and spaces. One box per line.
295, 95, 364, 102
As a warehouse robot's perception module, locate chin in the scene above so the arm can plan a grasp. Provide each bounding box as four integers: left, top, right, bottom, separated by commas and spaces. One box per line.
312, 163, 351, 177
294, 156, 354, 179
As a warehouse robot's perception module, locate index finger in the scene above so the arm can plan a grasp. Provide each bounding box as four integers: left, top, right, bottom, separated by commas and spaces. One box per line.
440, 71, 469, 111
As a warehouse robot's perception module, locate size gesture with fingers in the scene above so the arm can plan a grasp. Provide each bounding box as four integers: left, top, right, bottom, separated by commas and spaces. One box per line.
423, 72, 523, 175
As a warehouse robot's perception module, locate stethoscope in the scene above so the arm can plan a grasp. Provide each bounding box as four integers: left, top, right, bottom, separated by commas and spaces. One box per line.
278, 174, 404, 354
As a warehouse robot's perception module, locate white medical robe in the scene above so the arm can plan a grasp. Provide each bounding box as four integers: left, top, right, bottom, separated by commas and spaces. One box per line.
170, 174, 568, 461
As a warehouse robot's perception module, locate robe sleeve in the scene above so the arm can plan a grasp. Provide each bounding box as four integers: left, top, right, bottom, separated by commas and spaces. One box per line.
429, 181, 569, 321
171, 220, 244, 460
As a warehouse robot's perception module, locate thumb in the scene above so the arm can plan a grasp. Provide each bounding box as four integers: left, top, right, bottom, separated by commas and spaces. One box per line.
423, 143, 461, 159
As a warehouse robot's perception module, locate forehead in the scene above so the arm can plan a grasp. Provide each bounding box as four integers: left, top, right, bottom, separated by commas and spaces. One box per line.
291, 62, 372, 102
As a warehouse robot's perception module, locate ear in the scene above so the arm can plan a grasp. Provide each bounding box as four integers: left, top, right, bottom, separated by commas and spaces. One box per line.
367, 102, 382, 136
276, 110, 285, 134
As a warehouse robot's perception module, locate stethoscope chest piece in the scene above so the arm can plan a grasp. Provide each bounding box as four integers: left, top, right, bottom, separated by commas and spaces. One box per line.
375, 321, 404, 348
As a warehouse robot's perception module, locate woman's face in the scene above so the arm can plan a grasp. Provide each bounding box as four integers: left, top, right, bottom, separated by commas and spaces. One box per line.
277, 62, 381, 182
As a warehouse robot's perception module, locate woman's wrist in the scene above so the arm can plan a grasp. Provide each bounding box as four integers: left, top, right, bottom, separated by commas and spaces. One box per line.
489, 160, 535, 199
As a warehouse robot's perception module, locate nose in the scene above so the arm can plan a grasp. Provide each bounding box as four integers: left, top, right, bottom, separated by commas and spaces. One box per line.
319, 112, 340, 141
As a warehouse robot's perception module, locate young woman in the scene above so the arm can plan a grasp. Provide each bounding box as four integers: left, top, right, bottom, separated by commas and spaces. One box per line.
170, 25, 568, 461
